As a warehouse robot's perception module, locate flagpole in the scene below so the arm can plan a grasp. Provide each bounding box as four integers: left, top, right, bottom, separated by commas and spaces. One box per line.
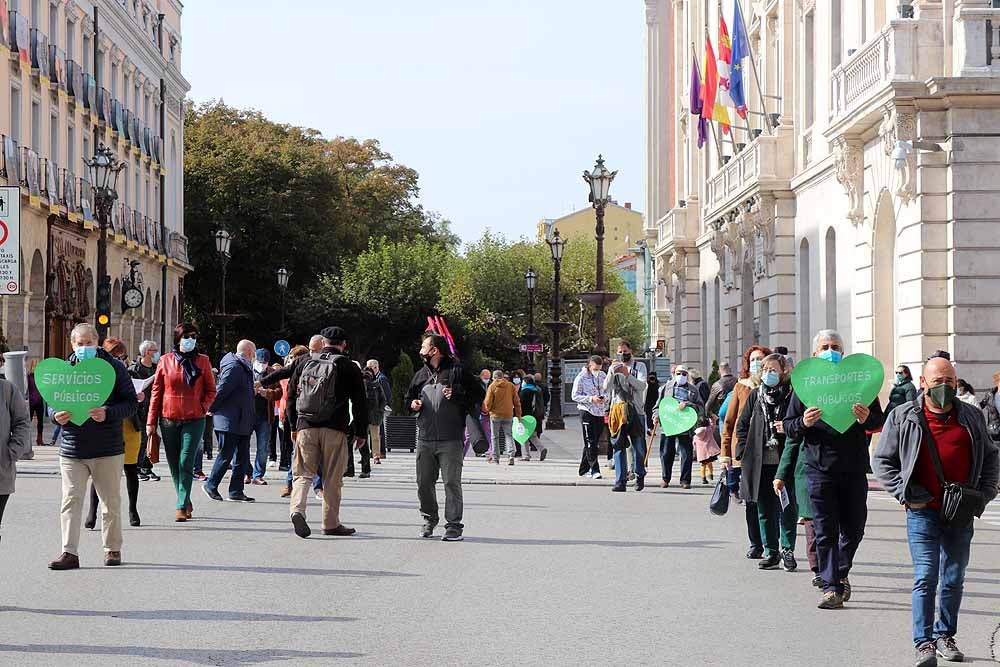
692, 41, 724, 164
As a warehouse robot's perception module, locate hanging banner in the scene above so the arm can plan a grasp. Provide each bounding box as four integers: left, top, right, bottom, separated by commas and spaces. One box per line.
0, 186, 20, 295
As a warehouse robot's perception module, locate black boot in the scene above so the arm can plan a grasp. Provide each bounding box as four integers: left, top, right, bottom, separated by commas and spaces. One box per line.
84, 485, 98, 530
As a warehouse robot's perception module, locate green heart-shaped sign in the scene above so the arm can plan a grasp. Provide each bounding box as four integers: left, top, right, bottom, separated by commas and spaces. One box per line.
790, 353, 884, 434
35, 357, 117, 425
657, 396, 699, 436
512, 416, 537, 445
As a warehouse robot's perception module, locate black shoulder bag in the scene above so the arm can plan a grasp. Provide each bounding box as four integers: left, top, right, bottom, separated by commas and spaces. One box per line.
917, 411, 985, 527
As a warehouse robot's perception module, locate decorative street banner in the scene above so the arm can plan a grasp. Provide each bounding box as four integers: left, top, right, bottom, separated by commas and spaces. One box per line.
790, 353, 884, 433
35, 357, 117, 425
512, 416, 537, 445
657, 396, 699, 436
0, 186, 21, 295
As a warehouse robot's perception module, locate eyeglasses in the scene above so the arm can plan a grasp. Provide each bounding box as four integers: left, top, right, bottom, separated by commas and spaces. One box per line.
676, 371, 689, 376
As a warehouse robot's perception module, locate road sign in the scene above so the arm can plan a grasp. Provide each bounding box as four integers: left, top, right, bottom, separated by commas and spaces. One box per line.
0, 187, 20, 295
274, 339, 291, 357
519, 343, 544, 353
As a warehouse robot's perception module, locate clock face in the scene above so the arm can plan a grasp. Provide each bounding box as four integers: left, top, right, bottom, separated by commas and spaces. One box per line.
124, 287, 144, 309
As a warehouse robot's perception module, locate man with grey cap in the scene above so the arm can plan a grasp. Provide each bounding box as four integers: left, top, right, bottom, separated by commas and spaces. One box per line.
282, 326, 368, 538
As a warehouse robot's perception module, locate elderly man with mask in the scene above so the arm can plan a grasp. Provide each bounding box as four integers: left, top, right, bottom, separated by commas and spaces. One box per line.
783, 329, 884, 610
874, 357, 998, 667
203, 340, 258, 503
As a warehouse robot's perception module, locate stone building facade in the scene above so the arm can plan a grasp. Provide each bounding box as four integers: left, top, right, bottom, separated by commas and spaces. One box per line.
645, 0, 1000, 391
0, 0, 190, 361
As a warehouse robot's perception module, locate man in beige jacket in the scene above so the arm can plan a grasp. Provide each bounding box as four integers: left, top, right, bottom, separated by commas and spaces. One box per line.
483, 371, 522, 465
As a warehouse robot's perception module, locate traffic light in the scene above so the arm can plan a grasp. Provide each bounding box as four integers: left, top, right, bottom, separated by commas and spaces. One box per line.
96, 277, 112, 330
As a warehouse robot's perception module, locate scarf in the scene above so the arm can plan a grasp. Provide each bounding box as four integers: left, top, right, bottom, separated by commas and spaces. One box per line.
173, 349, 202, 386
758, 383, 791, 442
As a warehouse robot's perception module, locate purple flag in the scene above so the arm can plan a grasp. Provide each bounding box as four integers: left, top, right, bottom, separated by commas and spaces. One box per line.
690, 55, 708, 149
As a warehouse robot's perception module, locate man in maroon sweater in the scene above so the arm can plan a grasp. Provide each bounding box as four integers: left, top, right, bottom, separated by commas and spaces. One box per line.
874, 357, 999, 667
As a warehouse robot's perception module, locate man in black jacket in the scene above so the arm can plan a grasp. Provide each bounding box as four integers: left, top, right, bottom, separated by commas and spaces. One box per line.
406, 332, 481, 541
49, 323, 137, 570
284, 326, 367, 539
784, 329, 884, 610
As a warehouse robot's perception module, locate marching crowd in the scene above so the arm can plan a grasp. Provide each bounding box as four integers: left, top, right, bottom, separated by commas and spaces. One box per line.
0, 320, 998, 667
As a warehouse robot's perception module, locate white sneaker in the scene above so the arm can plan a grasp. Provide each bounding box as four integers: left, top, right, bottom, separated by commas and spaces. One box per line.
267, 460, 277, 469
608, 460, 615, 470
582, 471, 593, 478
592, 472, 602, 479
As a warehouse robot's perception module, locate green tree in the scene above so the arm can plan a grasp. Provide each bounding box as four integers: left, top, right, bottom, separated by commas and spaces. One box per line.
300, 237, 450, 363
183, 101, 455, 359
708, 359, 720, 385
389, 351, 415, 415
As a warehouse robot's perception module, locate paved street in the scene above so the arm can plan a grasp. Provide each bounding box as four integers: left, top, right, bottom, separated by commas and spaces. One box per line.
2, 421, 999, 666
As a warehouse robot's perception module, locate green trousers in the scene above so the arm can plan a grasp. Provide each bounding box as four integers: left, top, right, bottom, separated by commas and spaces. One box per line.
160, 418, 206, 510
758, 463, 798, 555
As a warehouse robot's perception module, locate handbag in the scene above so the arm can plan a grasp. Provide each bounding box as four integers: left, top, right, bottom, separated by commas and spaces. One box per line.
917, 411, 985, 527
709, 475, 730, 516
146, 431, 161, 465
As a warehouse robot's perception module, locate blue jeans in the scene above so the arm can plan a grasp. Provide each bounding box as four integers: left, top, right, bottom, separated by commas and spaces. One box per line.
907, 508, 974, 646
206, 431, 250, 499
252, 415, 271, 480
612, 427, 647, 486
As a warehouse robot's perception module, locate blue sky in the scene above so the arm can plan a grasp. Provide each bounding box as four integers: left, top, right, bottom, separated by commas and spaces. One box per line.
182, 1, 645, 245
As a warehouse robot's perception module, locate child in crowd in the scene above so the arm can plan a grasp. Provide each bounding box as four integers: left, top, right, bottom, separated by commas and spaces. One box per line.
693, 418, 721, 485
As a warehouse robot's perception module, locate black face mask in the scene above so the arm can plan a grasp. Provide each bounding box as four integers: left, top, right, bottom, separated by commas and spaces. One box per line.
619, 353, 632, 363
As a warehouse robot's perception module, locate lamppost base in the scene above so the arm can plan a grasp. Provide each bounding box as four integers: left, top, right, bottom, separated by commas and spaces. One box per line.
545, 415, 565, 430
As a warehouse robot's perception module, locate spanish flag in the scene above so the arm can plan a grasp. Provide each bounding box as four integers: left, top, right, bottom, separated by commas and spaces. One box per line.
702, 36, 731, 133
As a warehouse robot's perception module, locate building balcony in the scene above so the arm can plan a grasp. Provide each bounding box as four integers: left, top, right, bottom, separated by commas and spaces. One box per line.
703, 131, 793, 222
653, 204, 698, 255
169, 231, 190, 266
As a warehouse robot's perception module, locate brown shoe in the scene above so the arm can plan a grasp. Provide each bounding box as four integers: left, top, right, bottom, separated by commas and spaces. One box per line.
660, 480, 669, 488
251, 479, 268, 486
105, 551, 122, 566
48, 552, 80, 570
185, 501, 193, 519
322, 525, 357, 536
175, 509, 188, 522
279, 484, 292, 498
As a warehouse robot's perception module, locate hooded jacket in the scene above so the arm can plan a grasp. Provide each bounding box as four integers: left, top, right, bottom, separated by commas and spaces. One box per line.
51, 348, 137, 459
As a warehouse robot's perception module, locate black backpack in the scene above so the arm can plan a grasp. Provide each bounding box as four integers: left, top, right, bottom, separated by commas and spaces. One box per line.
295, 353, 340, 423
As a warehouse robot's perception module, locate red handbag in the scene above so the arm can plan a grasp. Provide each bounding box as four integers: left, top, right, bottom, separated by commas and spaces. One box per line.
146, 431, 161, 464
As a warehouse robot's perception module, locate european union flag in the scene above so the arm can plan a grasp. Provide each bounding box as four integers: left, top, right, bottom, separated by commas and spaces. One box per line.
730, 0, 751, 119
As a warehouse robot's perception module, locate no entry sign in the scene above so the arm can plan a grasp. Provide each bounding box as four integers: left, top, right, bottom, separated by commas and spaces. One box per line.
0, 187, 20, 295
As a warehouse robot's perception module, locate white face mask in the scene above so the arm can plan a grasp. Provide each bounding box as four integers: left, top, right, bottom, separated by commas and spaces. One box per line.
675, 374, 688, 385
253, 361, 266, 373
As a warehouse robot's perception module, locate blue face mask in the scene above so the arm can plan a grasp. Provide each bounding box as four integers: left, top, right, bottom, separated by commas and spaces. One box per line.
749, 360, 762, 376
818, 349, 843, 363
74, 346, 98, 361
179, 337, 197, 353
761, 371, 780, 387
152, 352, 161, 363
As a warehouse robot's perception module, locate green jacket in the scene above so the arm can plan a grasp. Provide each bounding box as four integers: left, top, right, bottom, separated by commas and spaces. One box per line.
775, 438, 812, 520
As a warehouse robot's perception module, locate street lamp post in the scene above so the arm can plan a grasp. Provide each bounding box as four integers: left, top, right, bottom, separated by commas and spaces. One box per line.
543, 230, 571, 431
579, 154, 620, 355
213, 227, 233, 351
83, 144, 126, 344
276, 265, 290, 332
524, 267, 537, 372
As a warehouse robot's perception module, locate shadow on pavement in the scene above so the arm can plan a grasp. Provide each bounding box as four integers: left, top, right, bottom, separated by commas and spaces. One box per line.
118, 562, 417, 578
0, 644, 362, 665
462, 537, 727, 549
0, 607, 356, 622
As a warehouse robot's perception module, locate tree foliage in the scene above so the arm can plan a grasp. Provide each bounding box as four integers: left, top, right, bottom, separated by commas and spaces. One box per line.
182, 101, 455, 358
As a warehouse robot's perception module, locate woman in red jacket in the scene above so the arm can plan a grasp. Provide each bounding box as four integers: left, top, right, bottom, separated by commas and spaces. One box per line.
147, 322, 217, 522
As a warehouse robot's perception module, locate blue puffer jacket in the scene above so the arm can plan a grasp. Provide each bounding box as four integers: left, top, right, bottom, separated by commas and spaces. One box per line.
51, 348, 138, 459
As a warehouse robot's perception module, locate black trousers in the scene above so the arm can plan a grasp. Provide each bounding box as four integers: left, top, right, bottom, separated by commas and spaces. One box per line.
660, 433, 694, 485
278, 417, 293, 469
30, 404, 44, 439
808, 468, 868, 594
579, 412, 605, 475
345, 441, 371, 476
269, 418, 279, 461
0, 493, 8, 526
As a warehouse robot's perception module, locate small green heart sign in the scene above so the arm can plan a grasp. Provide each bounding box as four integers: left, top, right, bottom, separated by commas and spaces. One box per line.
790, 353, 884, 434
513, 416, 538, 445
657, 396, 699, 436
35, 357, 117, 426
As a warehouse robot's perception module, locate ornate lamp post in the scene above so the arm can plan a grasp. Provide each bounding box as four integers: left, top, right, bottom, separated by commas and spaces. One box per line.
579, 154, 620, 355
213, 227, 233, 351
543, 230, 571, 430
524, 267, 537, 372
276, 265, 290, 332
83, 144, 126, 343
